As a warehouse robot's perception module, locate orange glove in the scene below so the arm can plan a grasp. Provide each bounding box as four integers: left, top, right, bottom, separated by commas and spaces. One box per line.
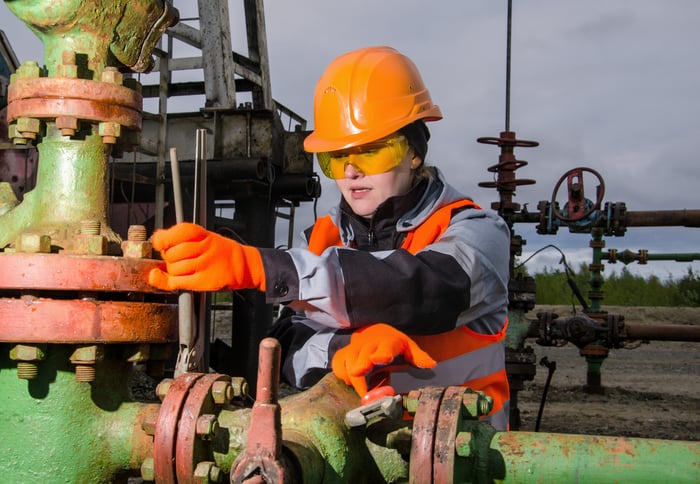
331, 323, 437, 397
148, 222, 266, 292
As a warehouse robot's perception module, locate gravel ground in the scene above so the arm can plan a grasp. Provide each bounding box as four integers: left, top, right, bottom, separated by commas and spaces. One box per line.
516, 306, 700, 441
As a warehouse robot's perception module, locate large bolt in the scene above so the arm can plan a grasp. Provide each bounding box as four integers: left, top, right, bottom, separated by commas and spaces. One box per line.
195, 414, 219, 440
230, 377, 249, 399
8, 124, 27, 145
70, 345, 102, 382
10, 344, 46, 380
141, 413, 158, 436
462, 389, 493, 419
100, 66, 123, 85
455, 431, 473, 458
15, 117, 41, 140
56, 50, 78, 78
141, 457, 155, 481
76, 220, 106, 255
98, 121, 121, 144
80, 220, 101, 235
13, 60, 41, 80
194, 461, 222, 483
211, 380, 233, 405
478, 393, 494, 416
122, 225, 152, 258
56, 116, 79, 137
9, 344, 45, 361
404, 389, 422, 415
15, 232, 51, 253
155, 378, 173, 401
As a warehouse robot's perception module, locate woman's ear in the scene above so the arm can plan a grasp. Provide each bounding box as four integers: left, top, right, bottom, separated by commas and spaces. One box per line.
410, 155, 423, 169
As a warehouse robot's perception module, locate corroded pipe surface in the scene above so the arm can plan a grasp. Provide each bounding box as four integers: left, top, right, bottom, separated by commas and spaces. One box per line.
624, 322, 700, 342
490, 431, 700, 483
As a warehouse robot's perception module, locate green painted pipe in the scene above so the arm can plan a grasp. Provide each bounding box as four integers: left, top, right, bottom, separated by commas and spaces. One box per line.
0, 344, 155, 482
0, 126, 117, 249
487, 431, 699, 483
4, 0, 177, 75
217, 376, 698, 484
217, 374, 410, 483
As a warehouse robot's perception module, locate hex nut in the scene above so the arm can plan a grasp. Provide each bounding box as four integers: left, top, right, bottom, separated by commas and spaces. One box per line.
75, 233, 107, 255
230, 377, 249, 398
156, 378, 173, 401
15, 61, 41, 79
56, 116, 79, 136
455, 431, 473, 458
16, 117, 41, 139
69, 345, 102, 364
16, 233, 51, 253
141, 458, 155, 481
194, 461, 222, 483
462, 391, 481, 419
211, 380, 233, 405
404, 389, 422, 415
98, 121, 121, 144
121, 240, 153, 258
100, 67, 123, 85
195, 414, 219, 440
9, 344, 46, 362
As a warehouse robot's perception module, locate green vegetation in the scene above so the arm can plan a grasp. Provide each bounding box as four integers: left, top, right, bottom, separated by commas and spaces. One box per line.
533, 265, 700, 307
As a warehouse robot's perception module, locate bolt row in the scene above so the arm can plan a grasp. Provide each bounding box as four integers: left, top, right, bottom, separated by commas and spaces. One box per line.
7, 343, 171, 382
140, 377, 249, 482
9, 52, 141, 146
8, 222, 151, 257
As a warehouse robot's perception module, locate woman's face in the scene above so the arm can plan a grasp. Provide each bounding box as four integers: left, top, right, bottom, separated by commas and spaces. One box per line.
335, 151, 418, 218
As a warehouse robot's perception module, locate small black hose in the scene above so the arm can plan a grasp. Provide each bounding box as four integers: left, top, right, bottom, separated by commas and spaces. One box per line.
535, 356, 557, 432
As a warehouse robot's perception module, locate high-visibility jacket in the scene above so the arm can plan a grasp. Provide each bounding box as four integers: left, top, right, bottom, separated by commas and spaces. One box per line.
260, 167, 511, 430
306, 199, 510, 430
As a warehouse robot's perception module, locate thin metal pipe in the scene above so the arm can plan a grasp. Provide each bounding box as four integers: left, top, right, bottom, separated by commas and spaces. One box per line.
170, 147, 195, 378
505, 0, 513, 132
169, 147, 184, 223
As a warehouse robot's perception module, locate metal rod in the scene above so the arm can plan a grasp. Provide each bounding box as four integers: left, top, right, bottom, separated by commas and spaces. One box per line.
505, 0, 513, 132
170, 146, 195, 378
169, 147, 184, 223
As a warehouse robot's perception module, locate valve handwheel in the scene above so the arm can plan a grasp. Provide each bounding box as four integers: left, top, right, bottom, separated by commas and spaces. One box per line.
550, 167, 605, 222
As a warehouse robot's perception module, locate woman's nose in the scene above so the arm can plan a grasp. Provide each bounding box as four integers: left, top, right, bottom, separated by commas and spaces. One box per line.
344, 161, 364, 178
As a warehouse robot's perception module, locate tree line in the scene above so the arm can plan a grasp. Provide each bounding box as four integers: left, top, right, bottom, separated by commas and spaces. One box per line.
533, 265, 700, 307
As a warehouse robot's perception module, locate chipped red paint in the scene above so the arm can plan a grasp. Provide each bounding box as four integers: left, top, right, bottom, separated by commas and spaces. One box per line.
0, 252, 164, 292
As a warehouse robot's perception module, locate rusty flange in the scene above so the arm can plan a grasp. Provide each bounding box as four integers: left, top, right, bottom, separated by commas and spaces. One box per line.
176, 373, 232, 484
0, 252, 163, 292
433, 387, 470, 483
408, 386, 446, 483
7, 76, 142, 130
0, 297, 176, 343
0, 252, 177, 343
154, 373, 205, 484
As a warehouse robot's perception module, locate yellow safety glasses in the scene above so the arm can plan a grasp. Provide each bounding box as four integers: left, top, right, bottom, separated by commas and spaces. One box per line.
317, 135, 410, 179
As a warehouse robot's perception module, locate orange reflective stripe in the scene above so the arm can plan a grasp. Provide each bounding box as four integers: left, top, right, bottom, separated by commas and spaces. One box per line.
412, 318, 507, 363
307, 214, 342, 255
401, 199, 479, 254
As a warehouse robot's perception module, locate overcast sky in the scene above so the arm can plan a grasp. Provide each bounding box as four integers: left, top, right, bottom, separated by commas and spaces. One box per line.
2, 1, 699, 280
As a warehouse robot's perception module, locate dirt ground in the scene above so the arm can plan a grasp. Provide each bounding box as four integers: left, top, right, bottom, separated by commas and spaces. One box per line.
516, 305, 700, 442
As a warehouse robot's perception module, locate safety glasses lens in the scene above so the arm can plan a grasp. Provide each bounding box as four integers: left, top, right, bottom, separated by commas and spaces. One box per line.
317, 136, 409, 179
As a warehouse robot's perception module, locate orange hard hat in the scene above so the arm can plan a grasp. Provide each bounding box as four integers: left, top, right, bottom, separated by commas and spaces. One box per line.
303, 46, 442, 153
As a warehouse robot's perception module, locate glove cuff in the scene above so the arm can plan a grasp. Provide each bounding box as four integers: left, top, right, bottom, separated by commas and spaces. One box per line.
239, 244, 266, 291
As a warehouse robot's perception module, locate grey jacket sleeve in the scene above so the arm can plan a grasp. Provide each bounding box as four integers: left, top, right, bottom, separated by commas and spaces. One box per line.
260, 208, 510, 336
